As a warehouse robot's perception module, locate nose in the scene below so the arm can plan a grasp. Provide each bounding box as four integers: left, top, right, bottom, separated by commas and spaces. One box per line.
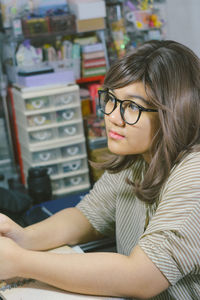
108, 104, 125, 126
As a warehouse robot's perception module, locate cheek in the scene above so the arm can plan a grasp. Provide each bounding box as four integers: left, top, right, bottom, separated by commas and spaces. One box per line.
104, 116, 109, 132
127, 117, 157, 152
128, 124, 151, 151
104, 113, 159, 156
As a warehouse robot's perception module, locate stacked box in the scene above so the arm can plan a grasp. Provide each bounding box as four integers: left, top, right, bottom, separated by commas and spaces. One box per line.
82, 43, 107, 77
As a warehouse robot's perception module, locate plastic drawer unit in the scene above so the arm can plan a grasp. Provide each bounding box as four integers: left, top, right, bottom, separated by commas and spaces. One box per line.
11, 84, 90, 196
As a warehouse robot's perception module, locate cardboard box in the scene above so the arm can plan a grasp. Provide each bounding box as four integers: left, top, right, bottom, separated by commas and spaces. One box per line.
76, 17, 105, 33
68, 0, 106, 20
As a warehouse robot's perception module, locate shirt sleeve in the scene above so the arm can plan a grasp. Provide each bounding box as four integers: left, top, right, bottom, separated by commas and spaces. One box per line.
138, 152, 200, 285
76, 170, 121, 236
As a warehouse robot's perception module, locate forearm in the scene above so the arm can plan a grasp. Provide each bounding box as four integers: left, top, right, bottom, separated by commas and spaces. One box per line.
24, 207, 103, 250
18, 250, 148, 299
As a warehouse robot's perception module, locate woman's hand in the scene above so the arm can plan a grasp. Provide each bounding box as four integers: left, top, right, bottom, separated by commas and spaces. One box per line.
0, 213, 27, 248
0, 236, 24, 280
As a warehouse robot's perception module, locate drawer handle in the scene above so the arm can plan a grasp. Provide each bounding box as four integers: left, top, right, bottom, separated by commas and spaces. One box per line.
67, 146, 79, 156
31, 131, 51, 141
32, 99, 45, 109
33, 115, 47, 125
63, 160, 81, 171
64, 126, 76, 135
70, 176, 82, 185
62, 110, 74, 120
70, 160, 81, 170
39, 152, 51, 161
60, 95, 73, 104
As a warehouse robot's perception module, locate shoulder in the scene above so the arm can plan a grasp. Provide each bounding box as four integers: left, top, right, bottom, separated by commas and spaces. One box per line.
161, 151, 200, 196
172, 151, 200, 174
150, 151, 200, 227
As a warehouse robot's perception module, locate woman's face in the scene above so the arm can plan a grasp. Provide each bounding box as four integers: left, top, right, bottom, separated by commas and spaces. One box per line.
104, 82, 159, 163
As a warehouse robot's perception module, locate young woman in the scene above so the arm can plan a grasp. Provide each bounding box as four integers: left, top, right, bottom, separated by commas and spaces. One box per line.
0, 40, 199, 299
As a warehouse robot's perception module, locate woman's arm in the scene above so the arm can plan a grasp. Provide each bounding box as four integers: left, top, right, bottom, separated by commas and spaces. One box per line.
0, 237, 169, 299
24, 207, 103, 250
0, 208, 103, 250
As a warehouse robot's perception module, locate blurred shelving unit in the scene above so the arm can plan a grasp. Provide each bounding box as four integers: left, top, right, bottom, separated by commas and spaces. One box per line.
0, 61, 18, 189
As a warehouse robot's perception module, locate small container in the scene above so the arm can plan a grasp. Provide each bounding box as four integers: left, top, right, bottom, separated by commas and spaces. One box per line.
25, 97, 49, 110
27, 113, 52, 127
61, 145, 80, 157
30, 129, 53, 142
33, 149, 58, 162
58, 125, 77, 137
62, 159, 81, 172
64, 175, 83, 187
56, 109, 75, 122
54, 93, 74, 106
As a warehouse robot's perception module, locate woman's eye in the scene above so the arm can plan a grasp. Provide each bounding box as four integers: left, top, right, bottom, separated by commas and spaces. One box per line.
108, 96, 115, 103
104, 95, 110, 103
129, 102, 139, 111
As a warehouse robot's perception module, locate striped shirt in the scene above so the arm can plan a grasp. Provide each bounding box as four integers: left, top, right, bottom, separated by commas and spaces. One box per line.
77, 152, 200, 299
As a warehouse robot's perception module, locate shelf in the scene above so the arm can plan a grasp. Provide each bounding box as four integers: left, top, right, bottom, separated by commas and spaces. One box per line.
23, 30, 76, 40
76, 75, 105, 84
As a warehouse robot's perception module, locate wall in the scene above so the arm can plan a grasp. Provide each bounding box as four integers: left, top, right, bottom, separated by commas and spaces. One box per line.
164, 0, 200, 57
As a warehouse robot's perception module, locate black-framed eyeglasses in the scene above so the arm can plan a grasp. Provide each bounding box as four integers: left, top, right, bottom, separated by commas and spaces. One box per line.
98, 89, 158, 125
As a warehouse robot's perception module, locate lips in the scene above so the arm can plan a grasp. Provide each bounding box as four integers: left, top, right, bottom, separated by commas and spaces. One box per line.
108, 130, 125, 140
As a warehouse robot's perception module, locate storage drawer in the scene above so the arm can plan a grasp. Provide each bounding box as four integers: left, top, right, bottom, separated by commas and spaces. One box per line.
12, 84, 80, 113
18, 122, 83, 146
32, 149, 59, 163
29, 128, 53, 143
25, 96, 50, 110
23, 163, 90, 197
51, 92, 76, 106
25, 91, 79, 111
63, 173, 89, 187
47, 158, 87, 176
20, 138, 87, 164
51, 172, 90, 191
21, 145, 59, 163
61, 142, 86, 158
23, 155, 88, 176
56, 108, 77, 122
24, 106, 81, 128
58, 123, 83, 138
27, 113, 53, 127
62, 158, 83, 173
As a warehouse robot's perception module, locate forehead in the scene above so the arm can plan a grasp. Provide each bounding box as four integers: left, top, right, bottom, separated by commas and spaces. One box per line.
111, 82, 149, 105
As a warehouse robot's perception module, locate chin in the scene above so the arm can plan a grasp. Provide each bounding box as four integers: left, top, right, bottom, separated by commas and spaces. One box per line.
107, 141, 129, 155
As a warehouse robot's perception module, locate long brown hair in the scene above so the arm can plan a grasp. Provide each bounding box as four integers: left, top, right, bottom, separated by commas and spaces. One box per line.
95, 40, 200, 204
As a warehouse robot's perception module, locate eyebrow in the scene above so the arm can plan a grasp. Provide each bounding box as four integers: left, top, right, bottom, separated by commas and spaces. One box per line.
109, 89, 149, 106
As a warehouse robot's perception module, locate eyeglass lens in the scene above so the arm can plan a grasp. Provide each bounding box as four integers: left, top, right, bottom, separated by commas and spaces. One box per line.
99, 91, 140, 124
